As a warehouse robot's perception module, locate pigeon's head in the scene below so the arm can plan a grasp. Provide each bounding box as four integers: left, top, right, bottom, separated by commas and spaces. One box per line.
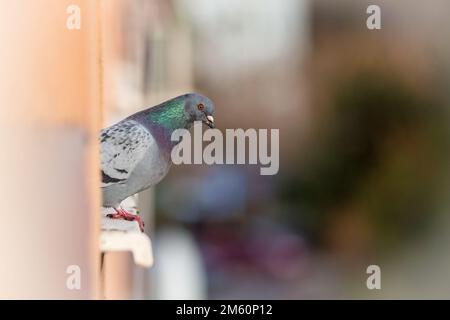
184, 93, 215, 128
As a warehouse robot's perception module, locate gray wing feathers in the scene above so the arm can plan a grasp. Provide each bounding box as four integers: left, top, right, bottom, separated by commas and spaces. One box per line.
100, 120, 153, 187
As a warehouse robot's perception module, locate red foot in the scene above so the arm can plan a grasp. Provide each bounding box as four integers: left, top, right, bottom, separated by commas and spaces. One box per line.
107, 208, 145, 232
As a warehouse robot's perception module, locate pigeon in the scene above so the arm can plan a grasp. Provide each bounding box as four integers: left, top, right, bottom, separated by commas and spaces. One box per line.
100, 93, 215, 231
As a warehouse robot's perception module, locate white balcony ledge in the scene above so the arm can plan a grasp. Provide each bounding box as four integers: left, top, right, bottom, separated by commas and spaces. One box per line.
99, 198, 153, 268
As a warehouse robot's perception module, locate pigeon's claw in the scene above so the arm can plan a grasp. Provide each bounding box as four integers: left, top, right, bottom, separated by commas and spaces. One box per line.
107, 208, 145, 232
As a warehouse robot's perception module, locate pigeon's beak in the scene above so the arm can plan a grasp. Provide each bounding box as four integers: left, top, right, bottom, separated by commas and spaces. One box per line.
204, 115, 215, 128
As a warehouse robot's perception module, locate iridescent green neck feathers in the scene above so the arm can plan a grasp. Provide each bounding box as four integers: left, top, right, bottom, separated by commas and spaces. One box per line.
148, 99, 190, 131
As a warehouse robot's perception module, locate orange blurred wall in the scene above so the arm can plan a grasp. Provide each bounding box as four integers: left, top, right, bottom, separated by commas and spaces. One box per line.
0, 0, 101, 298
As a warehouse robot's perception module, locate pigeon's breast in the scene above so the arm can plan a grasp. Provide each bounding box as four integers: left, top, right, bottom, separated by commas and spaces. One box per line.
131, 142, 172, 190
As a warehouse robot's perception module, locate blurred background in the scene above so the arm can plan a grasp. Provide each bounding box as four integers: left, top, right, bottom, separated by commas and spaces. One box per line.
1, 0, 450, 299
100, 0, 450, 299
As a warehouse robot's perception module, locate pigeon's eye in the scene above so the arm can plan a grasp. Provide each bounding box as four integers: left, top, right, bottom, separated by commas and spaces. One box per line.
197, 103, 205, 111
